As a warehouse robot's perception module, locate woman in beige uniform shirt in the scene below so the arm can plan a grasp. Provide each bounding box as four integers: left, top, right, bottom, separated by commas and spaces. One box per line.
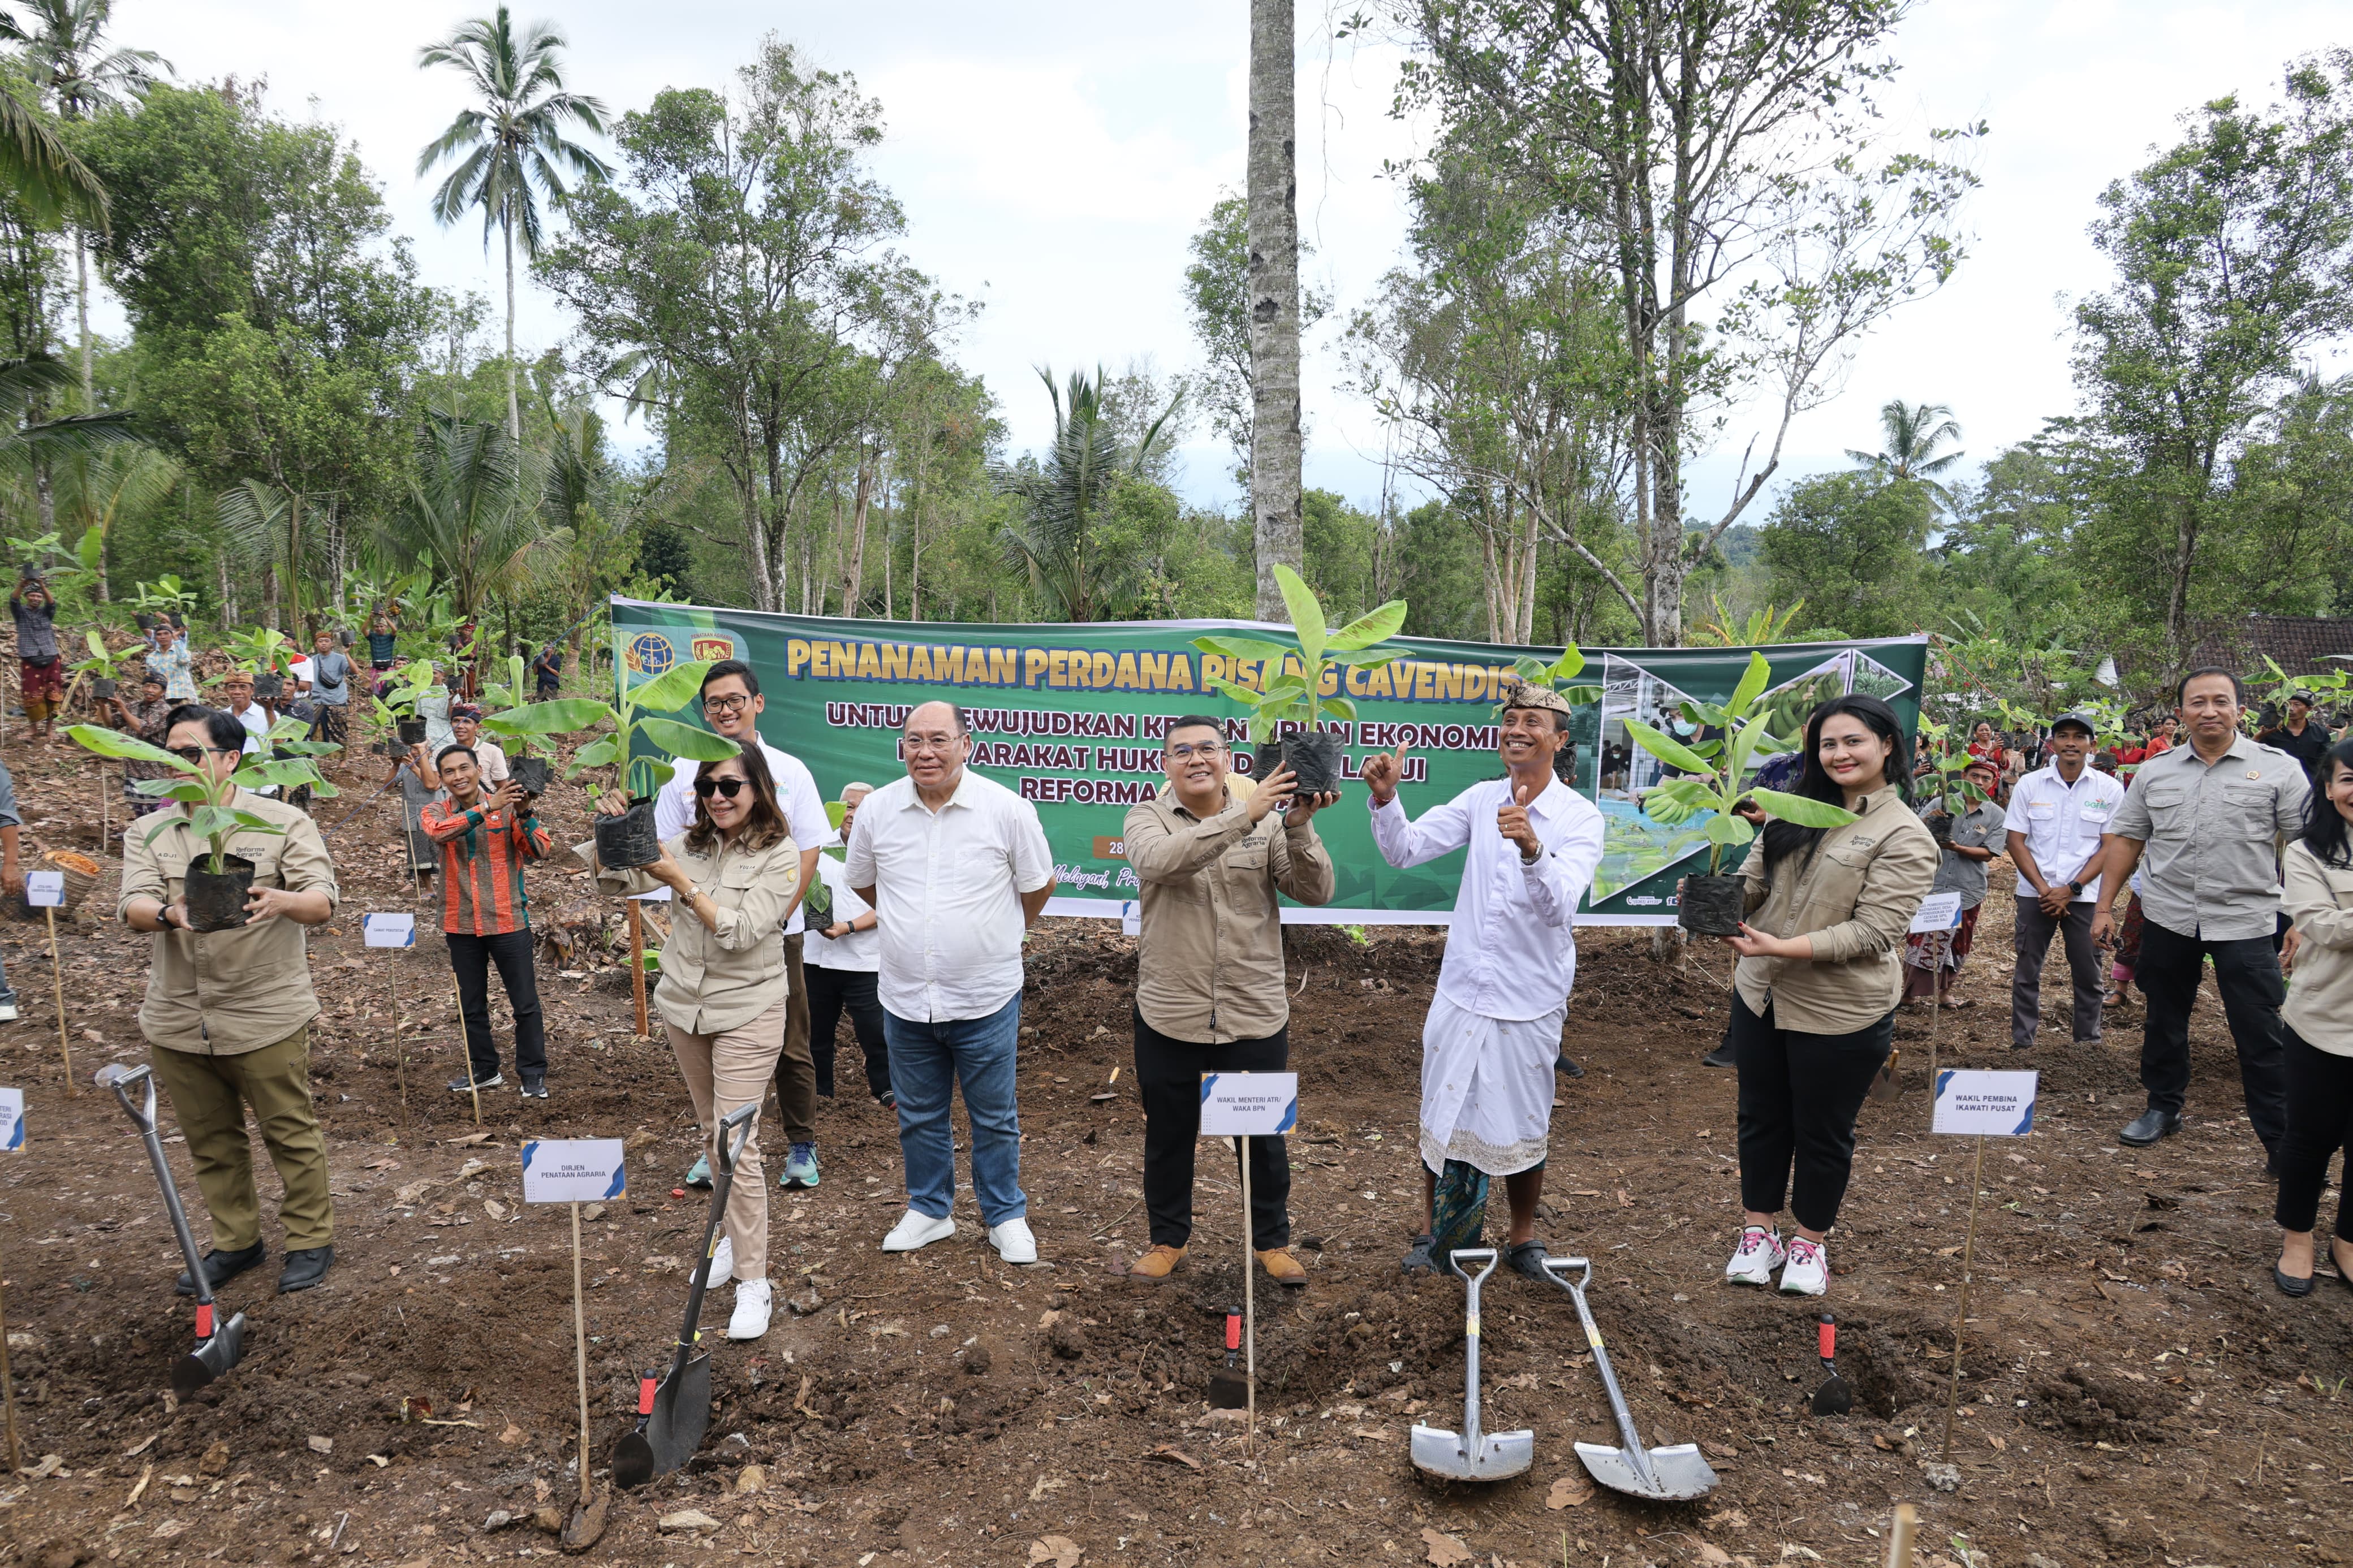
1716, 694, 1938, 1300
585, 742, 800, 1340
2273, 738, 2353, 1297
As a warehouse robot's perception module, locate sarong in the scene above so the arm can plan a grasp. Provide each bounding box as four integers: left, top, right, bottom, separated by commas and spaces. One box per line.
1417, 994, 1564, 1177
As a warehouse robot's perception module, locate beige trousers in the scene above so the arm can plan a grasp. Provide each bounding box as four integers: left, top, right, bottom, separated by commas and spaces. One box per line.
665, 999, 786, 1281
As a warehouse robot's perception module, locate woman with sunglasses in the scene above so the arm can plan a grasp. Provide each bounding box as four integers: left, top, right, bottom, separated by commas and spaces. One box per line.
581, 741, 801, 1341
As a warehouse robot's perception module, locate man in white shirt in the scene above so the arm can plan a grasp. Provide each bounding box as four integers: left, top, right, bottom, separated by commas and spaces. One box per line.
845, 701, 1054, 1264
2005, 711, 2126, 1051
805, 782, 890, 1107
217, 669, 278, 796
654, 660, 830, 1191
1360, 681, 1606, 1281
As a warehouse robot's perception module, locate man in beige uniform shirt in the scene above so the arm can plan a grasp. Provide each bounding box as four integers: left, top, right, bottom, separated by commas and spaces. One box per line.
1121, 716, 1337, 1288
119, 706, 341, 1295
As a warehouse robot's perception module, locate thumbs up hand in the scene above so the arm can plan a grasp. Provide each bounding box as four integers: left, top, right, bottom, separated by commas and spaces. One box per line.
1496, 780, 1542, 861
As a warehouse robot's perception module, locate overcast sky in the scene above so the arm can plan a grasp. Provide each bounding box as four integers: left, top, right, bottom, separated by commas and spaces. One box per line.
109, 1, 2353, 514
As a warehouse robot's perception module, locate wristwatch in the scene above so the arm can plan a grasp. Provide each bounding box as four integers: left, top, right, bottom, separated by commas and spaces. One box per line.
2066, 879, 2084, 897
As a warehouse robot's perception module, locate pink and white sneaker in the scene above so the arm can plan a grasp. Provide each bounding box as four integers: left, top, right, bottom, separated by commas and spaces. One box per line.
1779, 1236, 1828, 1296
1725, 1225, 1785, 1286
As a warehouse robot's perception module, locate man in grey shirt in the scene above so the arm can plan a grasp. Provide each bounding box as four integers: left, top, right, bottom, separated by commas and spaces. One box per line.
2089, 667, 2311, 1160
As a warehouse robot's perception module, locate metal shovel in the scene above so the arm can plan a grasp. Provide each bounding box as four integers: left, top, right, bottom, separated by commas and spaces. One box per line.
98, 1064, 247, 1394
1410, 1249, 1533, 1481
1540, 1255, 1717, 1501
613, 1102, 757, 1488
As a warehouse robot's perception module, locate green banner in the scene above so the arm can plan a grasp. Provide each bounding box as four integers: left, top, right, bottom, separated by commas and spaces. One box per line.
609, 598, 1927, 925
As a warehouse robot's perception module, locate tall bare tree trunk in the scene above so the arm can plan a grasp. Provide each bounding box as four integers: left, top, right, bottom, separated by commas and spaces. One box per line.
838, 448, 875, 618
75, 228, 92, 409
1247, 0, 1302, 620
502, 212, 521, 443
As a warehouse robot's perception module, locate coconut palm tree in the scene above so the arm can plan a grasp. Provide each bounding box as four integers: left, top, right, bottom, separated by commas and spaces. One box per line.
0, 10, 105, 235
376, 414, 542, 636
996, 366, 1183, 622
1846, 399, 1966, 508
416, 7, 610, 442
20, 0, 167, 406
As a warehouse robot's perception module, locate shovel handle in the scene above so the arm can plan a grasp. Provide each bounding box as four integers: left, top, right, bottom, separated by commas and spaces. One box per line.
636, 1375, 657, 1416
1446, 1247, 1499, 1287
1541, 1254, 1592, 1292
98, 1061, 157, 1133
1818, 1314, 1837, 1362
1224, 1309, 1240, 1353
711, 1102, 759, 1178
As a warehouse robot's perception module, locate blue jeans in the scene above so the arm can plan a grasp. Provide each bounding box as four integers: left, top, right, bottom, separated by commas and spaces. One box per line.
884, 995, 1025, 1225
0, 939, 12, 1003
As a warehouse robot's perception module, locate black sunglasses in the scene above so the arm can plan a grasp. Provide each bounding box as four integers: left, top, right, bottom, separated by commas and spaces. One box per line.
169, 745, 240, 764
693, 776, 748, 800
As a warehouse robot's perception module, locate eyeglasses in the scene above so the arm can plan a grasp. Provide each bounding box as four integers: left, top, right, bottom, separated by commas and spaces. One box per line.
693, 776, 748, 799
904, 735, 963, 754
702, 694, 752, 716
1166, 740, 1225, 761
169, 745, 240, 764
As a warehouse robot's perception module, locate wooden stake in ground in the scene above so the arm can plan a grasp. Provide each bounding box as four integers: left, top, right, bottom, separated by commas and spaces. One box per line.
0, 1219, 20, 1471
451, 971, 481, 1126
1883, 1502, 1919, 1567
571, 1200, 591, 1503
1925, 926, 1947, 1087
1938, 1132, 1989, 1461
627, 900, 649, 1038
1238, 1133, 1257, 1450
44, 906, 74, 1098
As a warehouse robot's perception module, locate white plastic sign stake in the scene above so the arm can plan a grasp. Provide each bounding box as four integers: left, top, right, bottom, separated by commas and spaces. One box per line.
1119, 900, 1140, 937
363, 913, 416, 949
1908, 891, 1963, 934
1198, 1072, 1299, 1137
1932, 1070, 2038, 1137
522, 1138, 627, 1204
21, 871, 62, 908
0, 1087, 21, 1151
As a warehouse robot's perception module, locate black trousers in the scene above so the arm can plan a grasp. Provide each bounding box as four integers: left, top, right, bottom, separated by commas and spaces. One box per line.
2134, 918, 2289, 1151
2274, 1025, 2353, 1241
807, 963, 889, 1099
1134, 1012, 1290, 1250
1731, 993, 1893, 1234
450, 929, 546, 1081
2011, 896, 2104, 1047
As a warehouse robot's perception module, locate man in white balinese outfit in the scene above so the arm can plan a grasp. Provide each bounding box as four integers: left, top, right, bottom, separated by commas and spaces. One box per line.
1360, 681, 1606, 1280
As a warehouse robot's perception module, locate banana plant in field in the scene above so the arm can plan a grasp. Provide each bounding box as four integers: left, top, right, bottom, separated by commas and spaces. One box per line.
71, 629, 133, 697
1913, 714, 1992, 832
488, 658, 736, 803
1621, 651, 1859, 935
62, 719, 338, 930
1190, 563, 1406, 792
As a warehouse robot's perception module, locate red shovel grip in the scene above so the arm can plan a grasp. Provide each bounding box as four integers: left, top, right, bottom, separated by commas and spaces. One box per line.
1817, 1314, 1835, 1360
195, 1303, 213, 1338
636, 1376, 657, 1415
1224, 1310, 1240, 1352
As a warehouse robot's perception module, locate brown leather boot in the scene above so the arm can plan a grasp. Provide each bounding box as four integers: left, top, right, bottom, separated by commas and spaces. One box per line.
1128, 1243, 1184, 1282
1255, 1247, 1309, 1289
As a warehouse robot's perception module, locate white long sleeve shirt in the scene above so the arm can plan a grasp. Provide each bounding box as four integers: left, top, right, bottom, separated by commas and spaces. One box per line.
1368, 775, 1606, 1021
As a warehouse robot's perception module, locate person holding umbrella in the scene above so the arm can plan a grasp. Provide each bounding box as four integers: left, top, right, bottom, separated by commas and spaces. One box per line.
583, 741, 802, 1340
1716, 694, 1937, 1298
2274, 739, 2353, 1295
1121, 717, 1337, 1288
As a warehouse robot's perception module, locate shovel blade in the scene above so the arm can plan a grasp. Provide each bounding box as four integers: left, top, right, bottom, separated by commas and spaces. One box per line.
1410, 1423, 1533, 1481
171, 1312, 247, 1396
1575, 1440, 1718, 1501
1811, 1376, 1854, 1417
1206, 1372, 1251, 1410
640, 1351, 713, 1478
611, 1428, 655, 1490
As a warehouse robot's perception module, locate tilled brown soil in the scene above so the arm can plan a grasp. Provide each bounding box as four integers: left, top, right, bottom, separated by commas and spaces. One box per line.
0, 735, 2344, 1568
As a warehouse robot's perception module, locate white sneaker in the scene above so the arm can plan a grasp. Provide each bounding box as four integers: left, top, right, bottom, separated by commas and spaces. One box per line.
1779, 1236, 1828, 1297
1725, 1225, 1785, 1286
703, 1234, 735, 1288
988, 1217, 1037, 1265
882, 1208, 955, 1252
726, 1278, 772, 1340
0, 1000, 16, 1022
